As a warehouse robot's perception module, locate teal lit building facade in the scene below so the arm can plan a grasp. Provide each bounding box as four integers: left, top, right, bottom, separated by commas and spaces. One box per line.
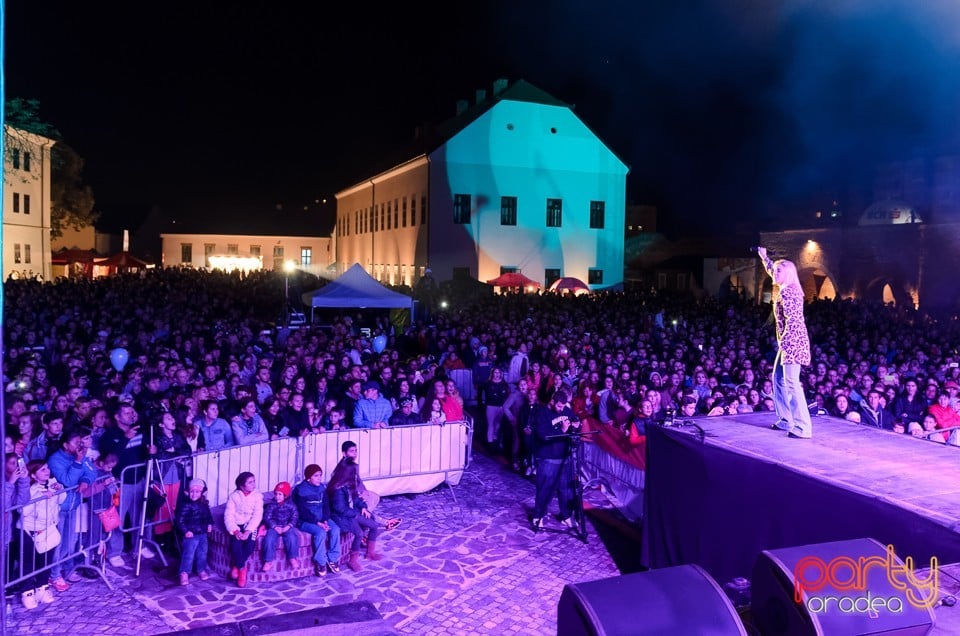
336, 80, 628, 289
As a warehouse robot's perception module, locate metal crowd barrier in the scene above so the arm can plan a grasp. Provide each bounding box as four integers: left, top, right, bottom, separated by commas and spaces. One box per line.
2, 420, 473, 610
191, 420, 473, 509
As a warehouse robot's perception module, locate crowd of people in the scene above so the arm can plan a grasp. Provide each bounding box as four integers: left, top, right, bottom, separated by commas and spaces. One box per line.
3, 267, 960, 609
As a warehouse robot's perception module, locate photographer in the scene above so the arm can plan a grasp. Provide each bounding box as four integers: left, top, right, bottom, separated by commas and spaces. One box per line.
99, 402, 158, 560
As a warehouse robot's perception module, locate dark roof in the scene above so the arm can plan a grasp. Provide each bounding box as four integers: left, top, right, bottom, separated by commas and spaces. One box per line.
341, 79, 578, 187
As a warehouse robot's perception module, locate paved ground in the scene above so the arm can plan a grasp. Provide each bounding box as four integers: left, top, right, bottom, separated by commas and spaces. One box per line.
3, 449, 629, 636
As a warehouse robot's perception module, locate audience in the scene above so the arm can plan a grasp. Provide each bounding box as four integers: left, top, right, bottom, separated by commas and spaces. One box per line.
4, 267, 960, 602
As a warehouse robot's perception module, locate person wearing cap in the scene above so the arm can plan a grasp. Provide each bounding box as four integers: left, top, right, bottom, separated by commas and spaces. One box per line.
944, 380, 960, 412
292, 464, 341, 576
353, 381, 392, 429
388, 397, 420, 427
174, 479, 213, 586
531, 389, 581, 531
261, 482, 300, 572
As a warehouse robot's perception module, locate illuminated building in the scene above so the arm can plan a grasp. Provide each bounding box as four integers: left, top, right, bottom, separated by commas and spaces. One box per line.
335, 79, 629, 289
3, 126, 55, 281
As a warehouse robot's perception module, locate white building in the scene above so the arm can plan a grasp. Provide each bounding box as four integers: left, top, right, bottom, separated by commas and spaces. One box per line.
3, 126, 55, 281
160, 232, 334, 274
335, 80, 629, 289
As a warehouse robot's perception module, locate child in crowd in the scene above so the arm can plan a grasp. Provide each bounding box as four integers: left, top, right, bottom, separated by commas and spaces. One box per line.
20, 460, 65, 606
223, 471, 263, 587
88, 452, 124, 567
174, 478, 213, 585
261, 482, 300, 571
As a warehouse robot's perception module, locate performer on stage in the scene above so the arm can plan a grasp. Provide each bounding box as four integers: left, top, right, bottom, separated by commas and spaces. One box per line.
531, 389, 580, 529
757, 247, 813, 439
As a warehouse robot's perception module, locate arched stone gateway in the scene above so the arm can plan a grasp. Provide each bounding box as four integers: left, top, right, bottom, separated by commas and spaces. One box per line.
798, 267, 838, 302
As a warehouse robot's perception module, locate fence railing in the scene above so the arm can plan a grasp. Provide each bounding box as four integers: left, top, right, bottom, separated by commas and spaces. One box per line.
190, 420, 473, 508
2, 419, 472, 610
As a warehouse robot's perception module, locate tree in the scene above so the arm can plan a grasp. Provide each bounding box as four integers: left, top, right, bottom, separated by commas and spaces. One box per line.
5, 98, 98, 238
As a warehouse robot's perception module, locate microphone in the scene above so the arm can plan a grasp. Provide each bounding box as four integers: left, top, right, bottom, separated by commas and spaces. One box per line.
748, 246, 760, 253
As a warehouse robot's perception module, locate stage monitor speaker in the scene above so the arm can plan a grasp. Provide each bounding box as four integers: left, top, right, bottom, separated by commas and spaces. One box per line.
557, 564, 747, 636
752, 537, 936, 636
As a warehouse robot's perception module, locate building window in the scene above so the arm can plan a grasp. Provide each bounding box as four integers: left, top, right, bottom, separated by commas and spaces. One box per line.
181, 244, 193, 263
410, 197, 417, 226
545, 268, 560, 288
355, 210, 359, 234
24, 244, 31, 264
204, 243, 216, 268
421, 195, 427, 225
227, 244, 239, 255
394, 198, 399, 228
588, 269, 603, 285
272, 245, 284, 257
453, 194, 471, 224
381, 203, 386, 231
546, 198, 562, 227
11, 149, 19, 170
250, 245, 261, 257
501, 196, 517, 225
23, 195, 30, 215
13, 244, 20, 264
12, 193, 19, 213
301, 247, 312, 266
589, 201, 605, 229
23, 152, 30, 172
402, 198, 408, 227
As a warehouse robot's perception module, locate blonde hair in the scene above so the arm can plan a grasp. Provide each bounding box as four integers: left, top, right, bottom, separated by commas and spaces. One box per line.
774, 259, 801, 287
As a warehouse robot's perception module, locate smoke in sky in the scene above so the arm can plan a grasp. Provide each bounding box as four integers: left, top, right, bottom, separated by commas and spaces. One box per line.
487, 0, 960, 233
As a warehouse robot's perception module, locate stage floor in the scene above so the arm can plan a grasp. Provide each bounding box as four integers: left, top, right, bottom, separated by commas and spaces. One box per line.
675, 411, 960, 531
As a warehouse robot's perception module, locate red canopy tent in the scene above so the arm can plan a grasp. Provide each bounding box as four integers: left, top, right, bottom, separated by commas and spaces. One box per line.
548, 276, 591, 295
94, 251, 151, 275
486, 272, 541, 289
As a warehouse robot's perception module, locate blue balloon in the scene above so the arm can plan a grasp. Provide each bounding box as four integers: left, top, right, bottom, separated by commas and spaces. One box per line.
373, 335, 387, 353
110, 347, 129, 372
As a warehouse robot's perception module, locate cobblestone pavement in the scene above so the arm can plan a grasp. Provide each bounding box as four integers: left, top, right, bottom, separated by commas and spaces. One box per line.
3, 450, 625, 636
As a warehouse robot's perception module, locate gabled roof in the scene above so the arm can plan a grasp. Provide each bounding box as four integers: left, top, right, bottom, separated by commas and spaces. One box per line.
429, 80, 570, 147
302, 263, 413, 309
339, 79, 606, 191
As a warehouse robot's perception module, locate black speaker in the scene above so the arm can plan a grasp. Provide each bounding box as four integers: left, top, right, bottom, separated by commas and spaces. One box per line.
752, 537, 936, 635
557, 564, 747, 636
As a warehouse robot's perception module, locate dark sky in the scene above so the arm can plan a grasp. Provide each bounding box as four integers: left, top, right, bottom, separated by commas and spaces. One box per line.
7, 1, 960, 237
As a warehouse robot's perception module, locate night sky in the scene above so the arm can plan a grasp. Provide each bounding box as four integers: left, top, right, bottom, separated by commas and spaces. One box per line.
6, 1, 960, 238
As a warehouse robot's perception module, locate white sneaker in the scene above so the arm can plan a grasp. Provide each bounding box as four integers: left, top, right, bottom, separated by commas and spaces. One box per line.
108, 555, 125, 567
140, 546, 156, 559
561, 517, 579, 530
38, 586, 55, 604
532, 517, 544, 529
21, 589, 38, 610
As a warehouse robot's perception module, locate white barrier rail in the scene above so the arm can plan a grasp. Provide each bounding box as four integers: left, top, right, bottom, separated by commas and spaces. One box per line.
192, 420, 472, 508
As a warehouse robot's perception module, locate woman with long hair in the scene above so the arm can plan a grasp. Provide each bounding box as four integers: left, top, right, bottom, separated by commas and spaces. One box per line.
758, 247, 812, 439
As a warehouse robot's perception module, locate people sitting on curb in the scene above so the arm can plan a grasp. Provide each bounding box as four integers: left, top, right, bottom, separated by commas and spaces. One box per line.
292, 464, 341, 576
261, 481, 300, 572
223, 471, 263, 587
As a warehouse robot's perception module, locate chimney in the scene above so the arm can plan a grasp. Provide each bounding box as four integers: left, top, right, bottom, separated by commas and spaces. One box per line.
492, 78, 508, 96
476, 89, 487, 104
456, 99, 469, 116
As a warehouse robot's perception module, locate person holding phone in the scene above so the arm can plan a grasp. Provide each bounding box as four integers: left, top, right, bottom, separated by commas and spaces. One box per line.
99, 402, 158, 560
757, 247, 813, 439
